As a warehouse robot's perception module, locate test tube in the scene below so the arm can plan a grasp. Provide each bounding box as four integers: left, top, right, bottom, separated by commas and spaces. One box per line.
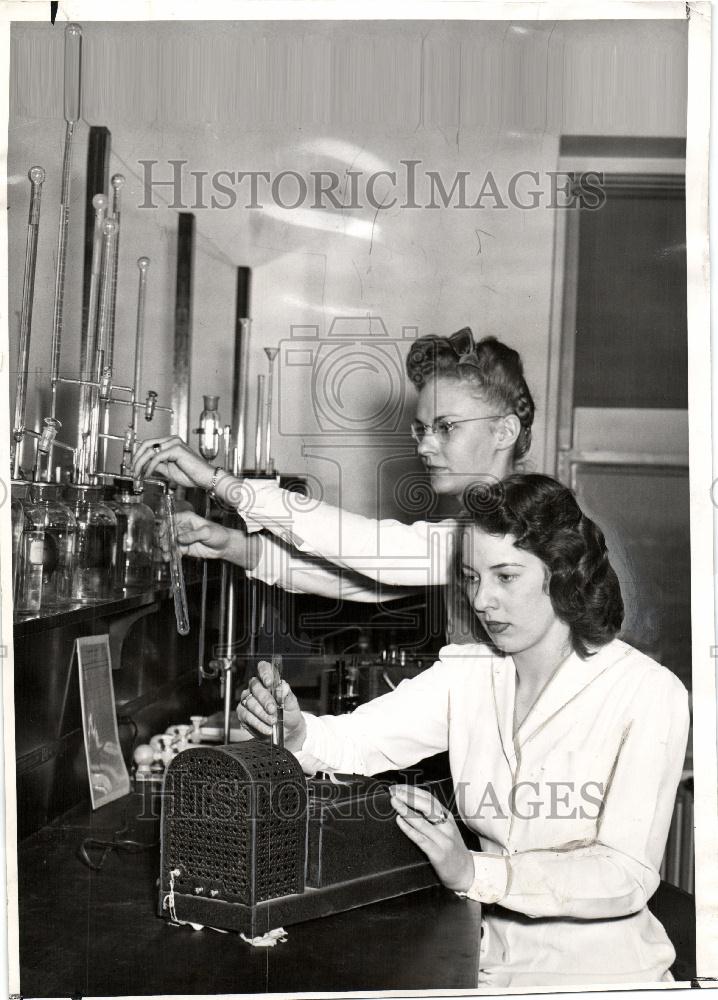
162, 488, 190, 636
271, 653, 284, 749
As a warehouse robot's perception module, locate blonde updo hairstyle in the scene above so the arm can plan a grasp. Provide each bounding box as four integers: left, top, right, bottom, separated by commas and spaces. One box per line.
405, 329, 535, 461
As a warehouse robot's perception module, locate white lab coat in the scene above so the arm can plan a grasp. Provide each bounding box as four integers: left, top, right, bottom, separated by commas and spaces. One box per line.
236, 478, 457, 588
239, 481, 488, 642
293, 638, 690, 988
238, 480, 640, 643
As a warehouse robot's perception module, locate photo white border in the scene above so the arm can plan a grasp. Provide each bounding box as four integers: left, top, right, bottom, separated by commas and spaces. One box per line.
685, 3, 715, 982
0, 1, 709, 997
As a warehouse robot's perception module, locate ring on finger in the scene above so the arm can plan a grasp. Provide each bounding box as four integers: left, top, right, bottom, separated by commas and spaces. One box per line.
152, 443, 161, 454
426, 808, 449, 826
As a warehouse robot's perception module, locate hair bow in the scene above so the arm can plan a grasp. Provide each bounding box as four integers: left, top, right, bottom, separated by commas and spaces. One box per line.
447, 326, 481, 369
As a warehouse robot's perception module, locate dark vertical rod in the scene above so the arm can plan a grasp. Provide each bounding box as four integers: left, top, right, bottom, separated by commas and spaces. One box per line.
232, 266, 251, 470
81, 126, 111, 369
172, 213, 194, 441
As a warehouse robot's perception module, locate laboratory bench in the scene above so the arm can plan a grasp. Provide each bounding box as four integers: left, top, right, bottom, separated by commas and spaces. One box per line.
17, 786, 697, 997
17, 790, 482, 997
12, 583, 695, 993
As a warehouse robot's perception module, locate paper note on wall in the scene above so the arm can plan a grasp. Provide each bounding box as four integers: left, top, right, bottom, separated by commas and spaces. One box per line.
76, 635, 130, 809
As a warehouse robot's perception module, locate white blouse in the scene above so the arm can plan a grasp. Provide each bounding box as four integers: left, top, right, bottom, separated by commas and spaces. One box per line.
293, 638, 690, 988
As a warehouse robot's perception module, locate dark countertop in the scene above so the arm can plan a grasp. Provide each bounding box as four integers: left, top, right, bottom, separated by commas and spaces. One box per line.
18, 791, 481, 998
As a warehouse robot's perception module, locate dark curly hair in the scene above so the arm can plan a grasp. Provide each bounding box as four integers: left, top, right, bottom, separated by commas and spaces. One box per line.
405, 330, 535, 460
462, 473, 624, 658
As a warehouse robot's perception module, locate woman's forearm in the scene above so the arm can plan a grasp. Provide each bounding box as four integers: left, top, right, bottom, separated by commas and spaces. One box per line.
219, 525, 263, 571
214, 473, 457, 587
482, 844, 658, 920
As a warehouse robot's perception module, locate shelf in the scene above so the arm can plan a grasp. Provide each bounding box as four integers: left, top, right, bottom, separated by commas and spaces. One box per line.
12, 577, 206, 637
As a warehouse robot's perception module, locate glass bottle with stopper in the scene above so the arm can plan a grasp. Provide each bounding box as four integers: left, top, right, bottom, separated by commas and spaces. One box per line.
15, 482, 76, 614
66, 484, 117, 603
110, 479, 155, 595
15, 420, 77, 615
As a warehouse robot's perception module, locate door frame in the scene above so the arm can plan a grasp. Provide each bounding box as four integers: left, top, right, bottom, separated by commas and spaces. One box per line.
545, 140, 686, 479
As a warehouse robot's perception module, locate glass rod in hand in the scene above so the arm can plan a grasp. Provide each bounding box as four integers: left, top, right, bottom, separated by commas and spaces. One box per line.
271, 654, 284, 749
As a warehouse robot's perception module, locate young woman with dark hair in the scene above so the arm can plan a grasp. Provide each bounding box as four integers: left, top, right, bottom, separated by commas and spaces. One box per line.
236, 474, 689, 987
463, 473, 625, 657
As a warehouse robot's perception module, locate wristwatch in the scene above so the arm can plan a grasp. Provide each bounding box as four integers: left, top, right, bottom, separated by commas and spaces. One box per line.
208, 466, 229, 502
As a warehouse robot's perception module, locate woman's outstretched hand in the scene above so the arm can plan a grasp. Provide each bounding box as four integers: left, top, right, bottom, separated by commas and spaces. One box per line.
175, 511, 231, 560
237, 660, 307, 752
132, 435, 214, 490
175, 511, 262, 570
390, 785, 474, 892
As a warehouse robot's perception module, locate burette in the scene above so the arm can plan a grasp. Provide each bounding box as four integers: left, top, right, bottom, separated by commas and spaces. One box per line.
11, 167, 45, 480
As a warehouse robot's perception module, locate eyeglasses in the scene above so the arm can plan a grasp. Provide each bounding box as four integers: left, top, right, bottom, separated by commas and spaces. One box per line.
409, 414, 508, 443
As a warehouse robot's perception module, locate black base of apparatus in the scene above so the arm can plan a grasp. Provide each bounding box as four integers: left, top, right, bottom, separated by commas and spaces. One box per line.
162, 861, 439, 936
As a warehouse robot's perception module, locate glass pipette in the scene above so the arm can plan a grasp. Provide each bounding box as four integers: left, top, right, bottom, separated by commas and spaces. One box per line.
271, 654, 284, 749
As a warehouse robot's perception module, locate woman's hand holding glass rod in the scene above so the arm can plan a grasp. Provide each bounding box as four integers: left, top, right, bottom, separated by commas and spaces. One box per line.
132, 435, 236, 492
237, 660, 307, 751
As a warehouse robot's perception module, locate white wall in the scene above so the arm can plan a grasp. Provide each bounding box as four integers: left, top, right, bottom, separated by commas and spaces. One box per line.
7, 19, 688, 516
